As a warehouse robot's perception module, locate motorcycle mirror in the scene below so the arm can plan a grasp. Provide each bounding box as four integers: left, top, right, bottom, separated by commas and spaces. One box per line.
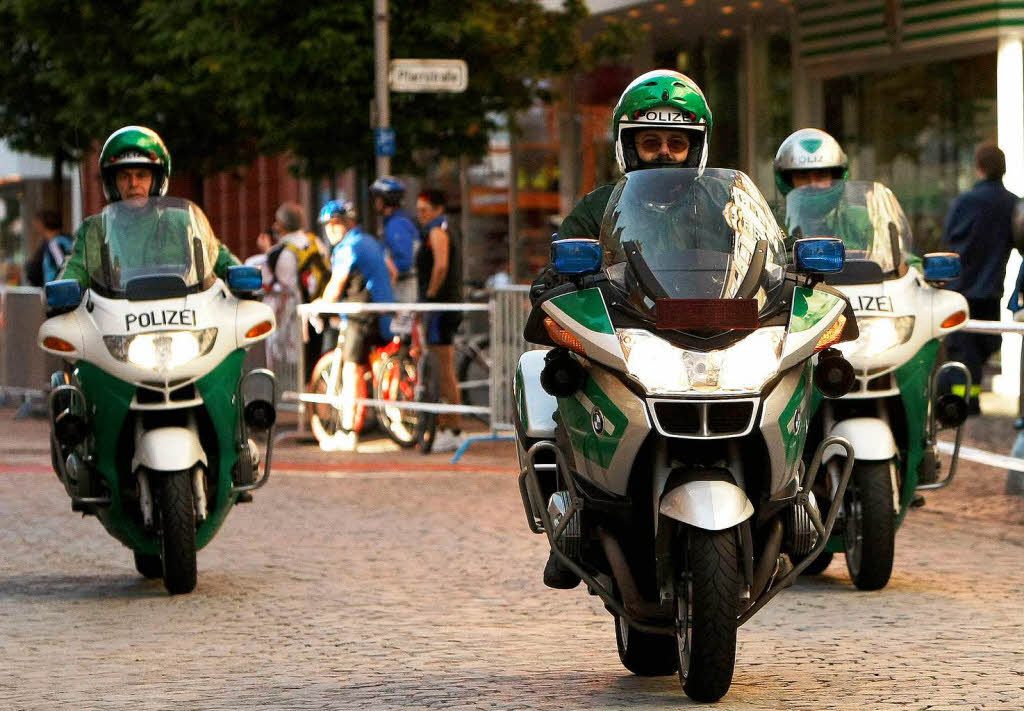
923, 252, 961, 284
43, 279, 83, 315
793, 237, 845, 275
227, 265, 264, 293
551, 238, 603, 276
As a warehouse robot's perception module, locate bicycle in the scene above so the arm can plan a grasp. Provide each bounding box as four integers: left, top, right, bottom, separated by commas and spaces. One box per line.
308, 316, 440, 452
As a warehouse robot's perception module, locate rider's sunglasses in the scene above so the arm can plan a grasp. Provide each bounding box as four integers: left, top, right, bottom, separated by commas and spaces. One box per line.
638, 136, 689, 154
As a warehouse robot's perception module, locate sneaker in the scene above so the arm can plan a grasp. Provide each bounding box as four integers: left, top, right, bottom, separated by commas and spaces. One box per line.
543, 551, 581, 589
320, 430, 359, 452
430, 429, 465, 453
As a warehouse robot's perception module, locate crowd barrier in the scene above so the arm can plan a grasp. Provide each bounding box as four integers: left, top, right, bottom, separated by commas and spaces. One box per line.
0, 287, 62, 401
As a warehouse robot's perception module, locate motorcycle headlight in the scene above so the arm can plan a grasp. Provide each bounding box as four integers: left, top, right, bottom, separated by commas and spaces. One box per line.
104, 328, 217, 371
618, 327, 785, 394
836, 316, 914, 360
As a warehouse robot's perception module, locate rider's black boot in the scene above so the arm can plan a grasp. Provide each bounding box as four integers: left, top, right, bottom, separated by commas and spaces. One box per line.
543, 551, 581, 589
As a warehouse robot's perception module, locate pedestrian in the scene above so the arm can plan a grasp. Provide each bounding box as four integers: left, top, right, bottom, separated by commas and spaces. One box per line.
371, 177, 419, 336
263, 202, 330, 381
243, 226, 276, 271
312, 199, 394, 452
415, 189, 464, 453
940, 142, 1022, 413
23, 210, 74, 287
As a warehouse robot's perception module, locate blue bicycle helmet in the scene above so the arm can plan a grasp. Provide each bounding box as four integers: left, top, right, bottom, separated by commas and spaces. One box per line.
369, 176, 405, 207
318, 198, 356, 224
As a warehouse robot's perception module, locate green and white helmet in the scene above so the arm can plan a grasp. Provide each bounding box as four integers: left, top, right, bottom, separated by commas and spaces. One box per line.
612, 70, 712, 173
773, 128, 847, 195
99, 125, 171, 201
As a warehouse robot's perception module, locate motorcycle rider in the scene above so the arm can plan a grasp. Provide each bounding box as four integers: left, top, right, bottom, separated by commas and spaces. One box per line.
539, 70, 713, 590
772, 128, 872, 249
313, 199, 394, 452
61, 126, 239, 288
557, 70, 713, 240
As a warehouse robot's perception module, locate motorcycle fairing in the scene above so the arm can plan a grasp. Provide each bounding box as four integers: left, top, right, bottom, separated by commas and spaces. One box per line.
73, 349, 246, 555
779, 286, 847, 371
759, 361, 813, 497
556, 364, 650, 496
659, 479, 754, 530
541, 288, 627, 371
824, 417, 897, 462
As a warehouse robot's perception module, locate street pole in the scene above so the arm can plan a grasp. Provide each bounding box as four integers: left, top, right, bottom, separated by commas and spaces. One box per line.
374, 0, 391, 179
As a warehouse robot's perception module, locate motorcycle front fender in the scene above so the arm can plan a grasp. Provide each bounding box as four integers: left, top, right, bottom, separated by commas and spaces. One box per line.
824, 417, 896, 462
659, 480, 754, 531
131, 426, 207, 473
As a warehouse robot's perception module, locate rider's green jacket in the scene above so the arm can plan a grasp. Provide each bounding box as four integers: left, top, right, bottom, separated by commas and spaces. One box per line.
60, 211, 239, 288
558, 184, 615, 238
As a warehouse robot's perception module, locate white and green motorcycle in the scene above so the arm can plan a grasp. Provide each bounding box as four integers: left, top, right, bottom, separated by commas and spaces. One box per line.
515, 168, 861, 702
39, 197, 278, 594
786, 180, 970, 590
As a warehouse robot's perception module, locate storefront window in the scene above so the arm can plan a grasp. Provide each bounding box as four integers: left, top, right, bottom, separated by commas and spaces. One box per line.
825, 53, 997, 254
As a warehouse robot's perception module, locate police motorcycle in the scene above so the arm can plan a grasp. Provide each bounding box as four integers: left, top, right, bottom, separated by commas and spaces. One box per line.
39, 197, 278, 595
515, 167, 862, 702
786, 180, 970, 590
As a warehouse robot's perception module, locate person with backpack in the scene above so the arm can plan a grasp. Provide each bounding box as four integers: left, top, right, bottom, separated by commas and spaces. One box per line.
24, 210, 74, 287
313, 199, 394, 451
264, 202, 331, 380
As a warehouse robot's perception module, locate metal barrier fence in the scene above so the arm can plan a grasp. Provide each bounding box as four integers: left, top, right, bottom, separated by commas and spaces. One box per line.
0, 287, 61, 401
490, 285, 531, 432
286, 286, 531, 458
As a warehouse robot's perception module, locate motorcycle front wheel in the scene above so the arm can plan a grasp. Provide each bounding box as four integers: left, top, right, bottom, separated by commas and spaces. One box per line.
843, 460, 896, 590
156, 469, 197, 595
677, 527, 738, 703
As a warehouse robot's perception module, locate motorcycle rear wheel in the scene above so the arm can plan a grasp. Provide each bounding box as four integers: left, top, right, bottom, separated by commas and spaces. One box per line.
133, 551, 163, 579
615, 614, 677, 676
156, 470, 197, 595
678, 527, 739, 703
843, 460, 895, 591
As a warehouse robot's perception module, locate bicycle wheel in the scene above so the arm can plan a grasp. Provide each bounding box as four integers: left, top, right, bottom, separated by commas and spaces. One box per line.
309, 350, 366, 446
456, 335, 490, 426
374, 349, 419, 448
415, 350, 440, 454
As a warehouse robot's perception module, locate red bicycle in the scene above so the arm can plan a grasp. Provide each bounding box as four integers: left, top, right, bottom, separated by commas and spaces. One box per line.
308, 320, 439, 452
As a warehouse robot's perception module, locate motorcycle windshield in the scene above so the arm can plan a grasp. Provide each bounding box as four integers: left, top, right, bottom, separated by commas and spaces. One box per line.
599, 168, 787, 319
785, 180, 911, 275
86, 197, 220, 296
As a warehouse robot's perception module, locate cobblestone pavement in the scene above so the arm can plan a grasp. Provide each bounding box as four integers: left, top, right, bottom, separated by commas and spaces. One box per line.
1, 414, 1022, 710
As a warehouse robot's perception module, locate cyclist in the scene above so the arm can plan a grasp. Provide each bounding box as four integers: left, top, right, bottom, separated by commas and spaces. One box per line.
313, 199, 394, 452
370, 176, 419, 297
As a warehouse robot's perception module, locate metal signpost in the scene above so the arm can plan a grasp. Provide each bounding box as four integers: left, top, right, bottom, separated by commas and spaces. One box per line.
373, 1, 468, 179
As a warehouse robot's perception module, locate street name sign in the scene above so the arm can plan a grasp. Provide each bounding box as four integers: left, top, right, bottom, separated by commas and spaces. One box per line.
389, 59, 468, 93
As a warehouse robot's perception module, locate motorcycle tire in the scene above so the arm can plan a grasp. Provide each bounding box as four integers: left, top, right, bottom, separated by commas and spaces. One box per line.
374, 350, 418, 449
456, 335, 490, 426
843, 460, 896, 591
414, 350, 440, 454
678, 527, 739, 703
156, 470, 197, 595
790, 551, 833, 576
133, 551, 163, 579
615, 614, 678, 676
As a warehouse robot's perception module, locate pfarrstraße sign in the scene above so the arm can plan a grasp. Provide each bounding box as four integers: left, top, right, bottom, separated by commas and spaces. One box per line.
389, 59, 468, 93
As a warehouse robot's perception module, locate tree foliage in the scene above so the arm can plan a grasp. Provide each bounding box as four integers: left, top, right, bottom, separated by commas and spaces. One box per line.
0, 0, 635, 178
